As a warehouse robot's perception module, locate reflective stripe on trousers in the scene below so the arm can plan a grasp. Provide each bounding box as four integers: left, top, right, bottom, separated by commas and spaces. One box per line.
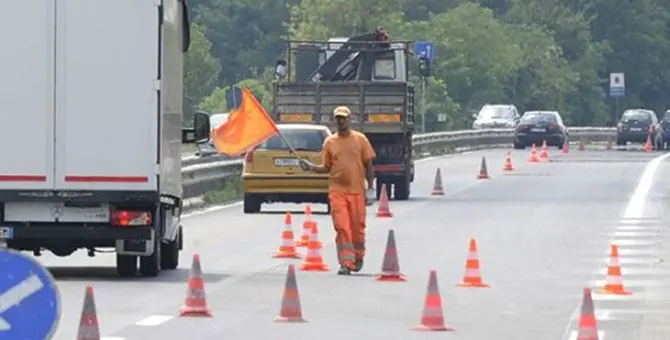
329, 191, 366, 269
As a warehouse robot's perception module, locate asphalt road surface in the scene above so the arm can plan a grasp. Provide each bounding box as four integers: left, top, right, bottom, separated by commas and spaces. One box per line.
40, 145, 670, 340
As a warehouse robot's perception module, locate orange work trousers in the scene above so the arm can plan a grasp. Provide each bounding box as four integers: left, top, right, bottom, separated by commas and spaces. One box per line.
328, 191, 366, 270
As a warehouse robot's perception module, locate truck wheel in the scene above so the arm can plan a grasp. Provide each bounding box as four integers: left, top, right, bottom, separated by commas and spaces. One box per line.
116, 254, 137, 277
140, 235, 161, 277
243, 194, 261, 213
394, 178, 410, 200
161, 226, 181, 270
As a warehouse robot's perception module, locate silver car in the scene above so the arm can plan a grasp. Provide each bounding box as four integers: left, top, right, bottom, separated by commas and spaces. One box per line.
196, 113, 229, 157
472, 104, 520, 129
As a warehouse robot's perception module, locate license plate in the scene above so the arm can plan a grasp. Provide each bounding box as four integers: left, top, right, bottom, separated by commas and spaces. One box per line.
531, 128, 546, 132
0, 227, 14, 240
630, 127, 642, 131
274, 158, 299, 167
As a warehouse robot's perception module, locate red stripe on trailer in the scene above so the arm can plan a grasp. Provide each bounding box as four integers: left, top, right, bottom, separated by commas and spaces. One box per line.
64, 176, 149, 183
0, 175, 47, 182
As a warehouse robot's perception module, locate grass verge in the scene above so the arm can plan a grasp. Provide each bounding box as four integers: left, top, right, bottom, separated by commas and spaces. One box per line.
203, 176, 243, 205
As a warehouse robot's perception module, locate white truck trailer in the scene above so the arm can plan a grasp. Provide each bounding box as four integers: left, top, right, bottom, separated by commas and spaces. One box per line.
0, 0, 210, 277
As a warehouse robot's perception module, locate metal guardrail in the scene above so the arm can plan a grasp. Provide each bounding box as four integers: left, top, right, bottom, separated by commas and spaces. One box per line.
180, 127, 617, 199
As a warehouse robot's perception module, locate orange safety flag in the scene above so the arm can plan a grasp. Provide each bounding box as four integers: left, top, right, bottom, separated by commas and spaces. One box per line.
210, 87, 279, 156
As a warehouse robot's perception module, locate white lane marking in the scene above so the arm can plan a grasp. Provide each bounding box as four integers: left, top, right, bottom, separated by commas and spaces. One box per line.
616, 225, 660, 231
101, 337, 125, 340
568, 330, 605, 340
560, 152, 670, 340
597, 267, 667, 275
608, 248, 658, 255
182, 201, 243, 218
613, 231, 659, 237
600, 257, 661, 265
611, 239, 658, 246
135, 315, 174, 327
589, 280, 662, 288
622, 153, 670, 218
591, 293, 646, 301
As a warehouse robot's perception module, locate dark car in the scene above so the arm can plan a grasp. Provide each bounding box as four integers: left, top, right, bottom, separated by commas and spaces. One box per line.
656, 110, 670, 150
616, 109, 659, 147
513, 111, 568, 149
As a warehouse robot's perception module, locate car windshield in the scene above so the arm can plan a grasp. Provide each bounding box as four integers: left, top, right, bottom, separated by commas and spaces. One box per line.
209, 114, 229, 130
477, 106, 510, 119
622, 111, 650, 122
259, 128, 327, 152
520, 112, 557, 124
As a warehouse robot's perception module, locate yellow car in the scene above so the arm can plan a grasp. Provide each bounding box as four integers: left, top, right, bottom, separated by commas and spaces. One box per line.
242, 124, 331, 213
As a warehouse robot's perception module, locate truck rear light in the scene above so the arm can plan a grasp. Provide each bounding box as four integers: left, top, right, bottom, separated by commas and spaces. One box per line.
111, 210, 151, 227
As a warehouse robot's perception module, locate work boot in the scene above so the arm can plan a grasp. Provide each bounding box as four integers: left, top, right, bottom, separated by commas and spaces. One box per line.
353, 259, 363, 272
337, 266, 351, 275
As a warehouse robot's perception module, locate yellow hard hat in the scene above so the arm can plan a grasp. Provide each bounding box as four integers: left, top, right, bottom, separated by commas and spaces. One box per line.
333, 106, 351, 117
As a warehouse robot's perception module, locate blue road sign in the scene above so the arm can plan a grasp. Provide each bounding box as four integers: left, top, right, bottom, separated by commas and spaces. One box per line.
609, 87, 625, 98
0, 249, 60, 340
414, 41, 434, 62
226, 86, 243, 111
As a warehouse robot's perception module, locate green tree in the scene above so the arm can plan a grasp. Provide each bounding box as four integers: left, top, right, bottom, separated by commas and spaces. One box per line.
184, 23, 221, 118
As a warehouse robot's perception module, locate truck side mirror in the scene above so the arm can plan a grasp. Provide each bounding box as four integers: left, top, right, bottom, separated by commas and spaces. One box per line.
183, 111, 211, 144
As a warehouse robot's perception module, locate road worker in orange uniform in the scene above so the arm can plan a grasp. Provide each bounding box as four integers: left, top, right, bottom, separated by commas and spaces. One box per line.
299, 106, 376, 275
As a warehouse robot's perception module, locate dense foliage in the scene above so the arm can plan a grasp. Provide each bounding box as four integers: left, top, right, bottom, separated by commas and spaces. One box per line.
183, 0, 670, 131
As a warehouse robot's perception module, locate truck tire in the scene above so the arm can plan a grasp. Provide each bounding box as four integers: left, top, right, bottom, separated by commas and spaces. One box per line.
116, 254, 137, 277
243, 194, 261, 213
140, 235, 161, 277
161, 226, 181, 270
394, 177, 410, 200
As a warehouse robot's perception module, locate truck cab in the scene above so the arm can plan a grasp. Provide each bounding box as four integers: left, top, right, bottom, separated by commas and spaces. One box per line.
272, 28, 416, 200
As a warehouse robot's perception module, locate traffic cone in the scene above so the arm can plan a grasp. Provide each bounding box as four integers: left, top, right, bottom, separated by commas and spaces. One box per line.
456, 238, 490, 288
298, 222, 329, 271
411, 270, 455, 331
529, 143, 540, 162
375, 229, 406, 282
297, 206, 313, 247
540, 140, 549, 159
562, 139, 570, 154
431, 168, 445, 195
76, 286, 101, 340
578, 139, 585, 151
376, 183, 393, 217
476, 156, 490, 179
502, 152, 514, 171
273, 212, 302, 259
275, 264, 308, 323
179, 253, 213, 317
644, 135, 652, 152
576, 288, 600, 340
600, 244, 632, 295
605, 140, 612, 151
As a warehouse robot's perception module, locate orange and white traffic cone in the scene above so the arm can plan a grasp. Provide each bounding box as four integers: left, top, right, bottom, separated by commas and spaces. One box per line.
273, 212, 301, 259
600, 244, 632, 295
529, 143, 540, 162
376, 183, 393, 217
540, 140, 549, 159
456, 238, 490, 288
644, 135, 653, 152
179, 253, 213, 317
76, 286, 101, 340
375, 229, 406, 282
275, 264, 307, 323
298, 222, 329, 271
431, 168, 445, 195
476, 156, 490, 179
576, 288, 600, 340
562, 139, 570, 154
502, 152, 514, 171
411, 270, 455, 331
297, 206, 313, 247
